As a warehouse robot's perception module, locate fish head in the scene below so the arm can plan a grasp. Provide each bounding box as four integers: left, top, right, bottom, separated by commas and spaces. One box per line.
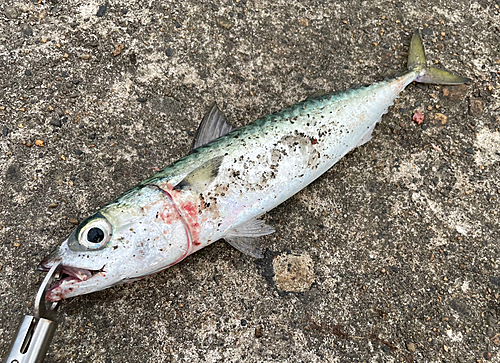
39, 185, 191, 301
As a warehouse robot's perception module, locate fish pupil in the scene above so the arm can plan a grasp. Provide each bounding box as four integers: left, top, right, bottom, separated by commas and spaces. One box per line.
87, 227, 104, 243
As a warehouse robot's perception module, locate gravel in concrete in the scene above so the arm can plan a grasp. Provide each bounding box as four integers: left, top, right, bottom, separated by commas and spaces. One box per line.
1, 0, 500, 362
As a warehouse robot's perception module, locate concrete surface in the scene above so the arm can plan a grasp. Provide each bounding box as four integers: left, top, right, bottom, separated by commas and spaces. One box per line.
1, 0, 499, 362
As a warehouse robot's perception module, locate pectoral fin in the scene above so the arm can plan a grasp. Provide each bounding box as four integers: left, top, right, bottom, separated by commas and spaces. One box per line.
190, 104, 234, 151
224, 218, 275, 258
173, 155, 224, 192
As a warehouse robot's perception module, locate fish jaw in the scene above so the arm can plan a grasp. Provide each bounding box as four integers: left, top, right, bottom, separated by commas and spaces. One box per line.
45, 270, 115, 301
39, 240, 111, 301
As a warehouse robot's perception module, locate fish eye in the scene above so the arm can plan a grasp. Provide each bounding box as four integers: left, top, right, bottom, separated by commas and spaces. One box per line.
87, 227, 105, 243
77, 217, 112, 250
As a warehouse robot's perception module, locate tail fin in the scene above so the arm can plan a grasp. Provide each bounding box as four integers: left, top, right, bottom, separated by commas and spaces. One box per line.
408, 30, 470, 85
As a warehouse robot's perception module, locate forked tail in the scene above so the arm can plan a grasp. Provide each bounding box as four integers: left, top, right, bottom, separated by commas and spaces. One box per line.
409, 30, 470, 85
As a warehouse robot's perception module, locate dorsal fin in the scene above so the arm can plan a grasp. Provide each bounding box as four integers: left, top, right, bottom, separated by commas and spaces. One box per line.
190, 104, 234, 151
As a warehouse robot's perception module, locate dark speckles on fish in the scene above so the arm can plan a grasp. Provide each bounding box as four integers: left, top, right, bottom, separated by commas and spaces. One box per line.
39, 31, 470, 301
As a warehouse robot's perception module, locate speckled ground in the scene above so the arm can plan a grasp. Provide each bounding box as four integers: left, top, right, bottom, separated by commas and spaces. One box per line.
1, 0, 499, 362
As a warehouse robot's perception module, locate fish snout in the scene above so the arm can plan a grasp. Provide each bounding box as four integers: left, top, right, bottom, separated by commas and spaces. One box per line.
38, 251, 61, 271
37, 259, 51, 272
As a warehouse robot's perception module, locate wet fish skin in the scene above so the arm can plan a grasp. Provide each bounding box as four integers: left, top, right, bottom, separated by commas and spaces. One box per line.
39, 31, 469, 301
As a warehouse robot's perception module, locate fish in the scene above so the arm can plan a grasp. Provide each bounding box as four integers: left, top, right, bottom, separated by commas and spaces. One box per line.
39, 30, 469, 301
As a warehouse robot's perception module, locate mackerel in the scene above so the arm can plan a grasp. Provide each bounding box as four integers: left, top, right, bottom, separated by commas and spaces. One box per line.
40, 31, 469, 301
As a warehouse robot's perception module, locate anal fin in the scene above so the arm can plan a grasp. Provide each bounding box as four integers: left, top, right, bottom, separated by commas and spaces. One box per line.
356, 123, 377, 148
224, 218, 275, 258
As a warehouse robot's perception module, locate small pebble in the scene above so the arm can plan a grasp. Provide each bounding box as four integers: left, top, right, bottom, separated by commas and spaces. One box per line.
413, 110, 424, 125
165, 47, 174, 57
137, 97, 147, 103
469, 99, 483, 116
35, 140, 44, 147
487, 327, 495, 337
406, 342, 416, 352
113, 44, 124, 56
422, 27, 433, 36
298, 18, 309, 26
216, 17, 232, 30
96, 3, 108, 17
50, 117, 62, 127
25, 70, 32, 76
255, 327, 263, 338
487, 315, 496, 326
69, 218, 79, 225
466, 148, 474, 155
74, 150, 83, 155
21, 24, 33, 36
129, 53, 137, 65
5, 6, 19, 19
491, 333, 500, 345
434, 113, 448, 125
2, 126, 9, 136
80, 54, 90, 60
48, 203, 58, 208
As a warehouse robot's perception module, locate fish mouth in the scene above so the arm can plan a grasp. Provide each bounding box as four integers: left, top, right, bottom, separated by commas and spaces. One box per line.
38, 263, 105, 297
